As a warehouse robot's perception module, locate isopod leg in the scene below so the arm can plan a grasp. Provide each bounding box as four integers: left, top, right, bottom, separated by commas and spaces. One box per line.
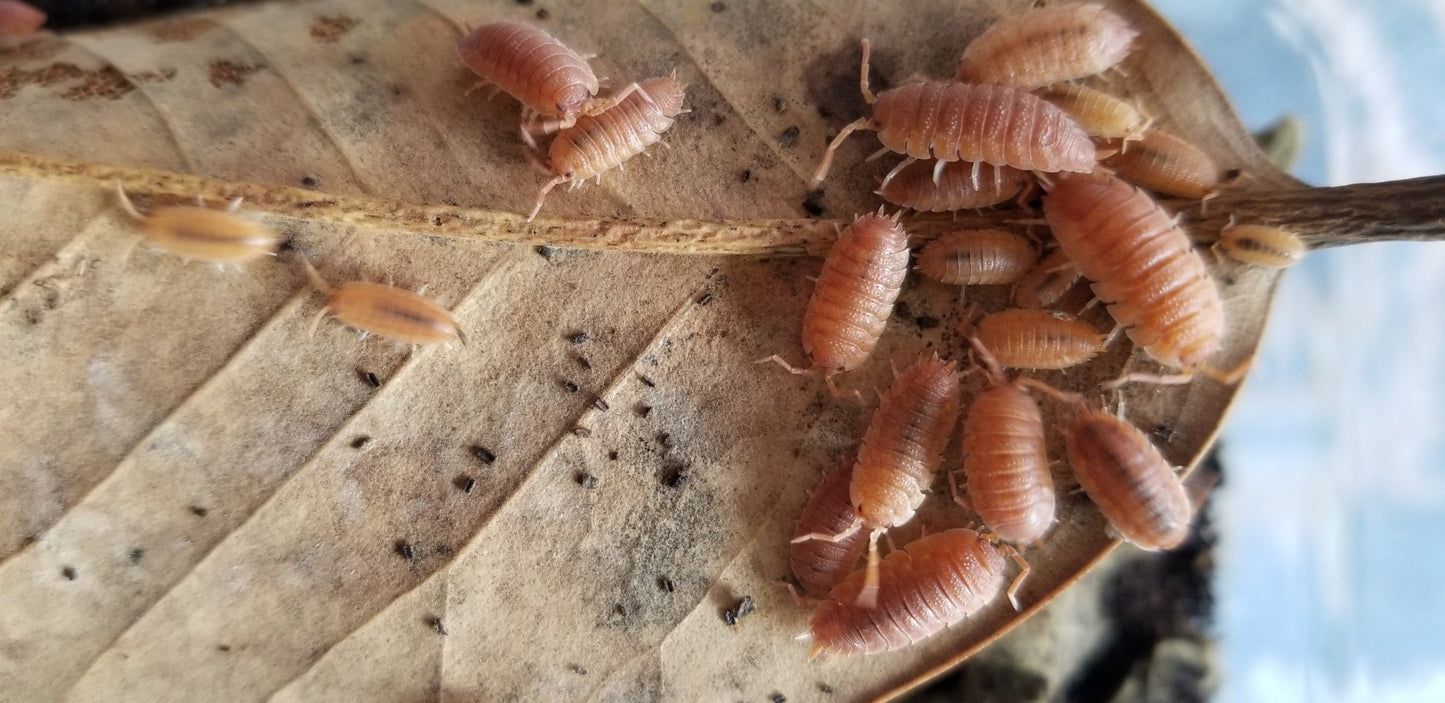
948, 470, 975, 513
1102, 370, 1195, 390
854, 530, 883, 609
756, 354, 812, 376
1002, 544, 1030, 611
880, 156, 918, 190
859, 38, 877, 104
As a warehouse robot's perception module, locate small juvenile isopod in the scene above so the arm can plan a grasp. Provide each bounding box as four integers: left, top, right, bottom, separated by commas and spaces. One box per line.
456, 21, 600, 144
957, 336, 1055, 544
528, 73, 688, 221
972, 308, 1105, 370
915, 229, 1037, 287
1102, 128, 1222, 199
956, 2, 1139, 89
763, 211, 909, 386
810, 39, 1096, 188
1012, 248, 1083, 309
1042, 172, 1223, 371
803, 528, 1010, 656
302, 259, 466, 346
1214, 222, 1306, 268
1038, 83, 1152, 142
1020, 380, 1194, 550
113, 183, 280, 265
790, 462, 870, 596
0, 0, 45, 39
875, 160, 1031, 212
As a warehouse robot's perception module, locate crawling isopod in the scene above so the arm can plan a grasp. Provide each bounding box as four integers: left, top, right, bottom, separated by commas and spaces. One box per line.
956, 2, 1138, 89
957, 337, 1055, 544
113, 183, 280, 265
1038, 83, 1151, 142
804, 528, 1011, 656
456, 21, 600, 144
973, 308, 1105, 370
1066, 409, 1191, 550
0, 0, 45, 39
1012, 248, 1083, 309
528, 74, 688, 221
810, 39, 1095, 188
875, 160, 1031, 212
302, 260, 466, 346
764, 211, 909, 384
1215, 222, 1306, 268
915, 229, 1037, 287
790, 462, 870, 596
795, 354, 961, 607
1021, 379, 1193, 550
1042, 172, 1224, 371
1102, 127, 1222, 199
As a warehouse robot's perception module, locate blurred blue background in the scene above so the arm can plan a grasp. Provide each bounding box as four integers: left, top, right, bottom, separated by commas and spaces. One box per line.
1152, 2, 1445, 701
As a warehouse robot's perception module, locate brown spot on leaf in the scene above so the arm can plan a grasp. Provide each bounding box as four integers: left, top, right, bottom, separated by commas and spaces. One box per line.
62, 66, 133, 100
150, 18, 217, 42
310, 15, 358, 43
208, 60, 263, 88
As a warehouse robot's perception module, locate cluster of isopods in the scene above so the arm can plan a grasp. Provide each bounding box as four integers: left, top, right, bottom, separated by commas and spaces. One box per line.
778, 2, 1308, 658
454, 21, 689, 221
98, 17, 701, 347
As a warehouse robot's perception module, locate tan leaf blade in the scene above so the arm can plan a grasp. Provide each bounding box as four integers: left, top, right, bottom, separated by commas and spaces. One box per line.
2, 1, 1444, 701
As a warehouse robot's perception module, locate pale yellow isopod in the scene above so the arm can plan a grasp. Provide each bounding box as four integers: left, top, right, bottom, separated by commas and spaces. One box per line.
1215, 223, 1306, 268
114, 183, 280, 265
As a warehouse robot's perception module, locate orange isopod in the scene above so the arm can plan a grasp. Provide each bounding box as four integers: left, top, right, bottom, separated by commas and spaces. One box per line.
1038, 83, 1151, 142
114, 183, 280, 265
804, 528, 1009, 656
810, 39, 1095, 188
973, 308, 1105, 370
875, 160, 1031, 212
528, 74, 688, 221
1065, 408, 1192, 550
1102, 128, 1221, 199
1012, 248, 1083, 309
766, 211, 909, 381
790, 462, 870, 596
915, 229, 1037, 286
457, 21, 600, 141
0, 0, 45, 39
1042, 172, 1223, 370
958, 337, 1055, 544
302, 260, 466, 346
1215, 222, 1306, 268
956, 2, 1138, 89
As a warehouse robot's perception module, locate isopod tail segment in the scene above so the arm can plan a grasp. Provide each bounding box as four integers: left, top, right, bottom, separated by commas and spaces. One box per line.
809, 38, 881, 188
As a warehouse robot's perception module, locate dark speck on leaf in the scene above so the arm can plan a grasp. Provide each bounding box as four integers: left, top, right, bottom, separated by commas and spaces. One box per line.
635, 405, 652, 418
572, 426, 591, 438
570, 664, 588, 675
638, 374, 656, 388
697, 293, 713, 306
562, 380, 579, 393
803, 191, 825, 216
607, 450, 618, 461
710, 1, 726, 12
395, 540, 415, 561
535, 245, 556, 261
301, 175, 319, 187
666, 467, 689, 488
536, 8, 550, 20
772, 694, 788, 703
472, 446, 496, 464
659, 576, 675, 592
578, 473, 598, 489
190, 506, 209, 517
567, 331, 589, 345
62, 566, 77, 581
218, 644, 232, 653
454, 475, 476, 493
594, 398, 609, 411
429, 617, 448, 635
723, 609, 737, 626
772, 96, 788, 112
359, 370, 380, 387
350, 435, 371, 449
915, 315, 940, 329
736, 595, 755, 619
128, 548, 144, 565
740, 169, 752, 183
778, 125, 800, 148
657, 433, 674, 449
